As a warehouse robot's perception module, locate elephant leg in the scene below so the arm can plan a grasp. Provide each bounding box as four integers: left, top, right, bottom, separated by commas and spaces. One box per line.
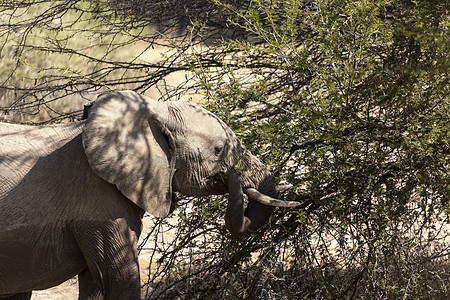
73, 222, 141, 299
78, 269, 102, 300
0, 292, 32, 300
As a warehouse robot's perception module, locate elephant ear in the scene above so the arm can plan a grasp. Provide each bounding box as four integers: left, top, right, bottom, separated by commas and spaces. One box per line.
82, 90, 175, 218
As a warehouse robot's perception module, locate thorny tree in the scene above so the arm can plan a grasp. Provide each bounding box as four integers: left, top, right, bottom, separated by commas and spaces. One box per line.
1, 0, 449, 299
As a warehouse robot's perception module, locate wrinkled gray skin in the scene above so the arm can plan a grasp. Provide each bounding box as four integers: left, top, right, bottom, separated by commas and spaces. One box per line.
0, 91, 277, 299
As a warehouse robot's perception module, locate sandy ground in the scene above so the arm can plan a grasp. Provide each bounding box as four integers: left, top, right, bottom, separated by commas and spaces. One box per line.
30, 278, 78, 300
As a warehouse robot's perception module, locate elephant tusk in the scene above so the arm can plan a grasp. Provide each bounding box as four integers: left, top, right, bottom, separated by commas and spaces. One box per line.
243, 188, 301, 207
275, 184, 293, 192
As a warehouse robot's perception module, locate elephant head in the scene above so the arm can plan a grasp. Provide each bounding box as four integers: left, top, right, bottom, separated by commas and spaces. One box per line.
82, 90, 297, 237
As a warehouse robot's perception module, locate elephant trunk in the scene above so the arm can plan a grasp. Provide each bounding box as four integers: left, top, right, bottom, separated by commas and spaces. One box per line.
225, 169, 277, 237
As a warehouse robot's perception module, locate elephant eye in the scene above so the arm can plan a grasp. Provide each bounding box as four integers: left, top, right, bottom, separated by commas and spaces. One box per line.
214, 143, 225, 156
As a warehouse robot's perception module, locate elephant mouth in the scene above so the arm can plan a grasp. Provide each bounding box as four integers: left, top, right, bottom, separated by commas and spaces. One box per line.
173, 174, 228, 196
206, 175, 228, 195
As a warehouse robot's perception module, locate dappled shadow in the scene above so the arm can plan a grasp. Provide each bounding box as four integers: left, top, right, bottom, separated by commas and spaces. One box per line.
1, 90, 284, 296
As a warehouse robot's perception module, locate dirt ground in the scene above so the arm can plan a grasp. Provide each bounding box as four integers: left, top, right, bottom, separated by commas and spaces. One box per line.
31, 279, 78, 300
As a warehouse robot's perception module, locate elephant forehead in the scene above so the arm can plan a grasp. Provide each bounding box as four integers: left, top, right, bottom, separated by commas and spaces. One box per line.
173, 103, 230, 134
185, 119, 231, 147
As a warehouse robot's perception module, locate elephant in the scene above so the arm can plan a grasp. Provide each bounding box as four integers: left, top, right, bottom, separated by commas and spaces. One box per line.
0, 90, 298, 299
